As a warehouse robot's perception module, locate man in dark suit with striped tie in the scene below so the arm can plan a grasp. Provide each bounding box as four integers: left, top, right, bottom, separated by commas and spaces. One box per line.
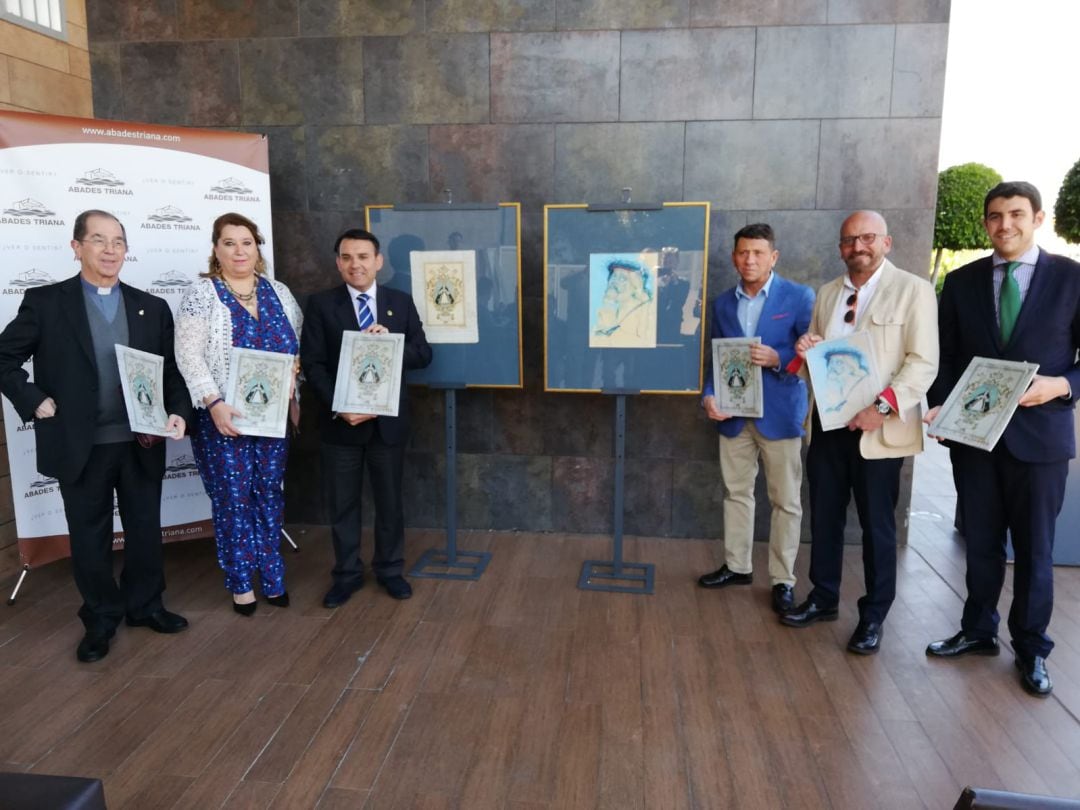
924, 182, 1080, 697
301, 228, 432, 606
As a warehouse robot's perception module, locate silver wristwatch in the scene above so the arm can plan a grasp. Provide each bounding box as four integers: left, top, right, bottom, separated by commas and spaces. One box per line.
874, 397, 892, 415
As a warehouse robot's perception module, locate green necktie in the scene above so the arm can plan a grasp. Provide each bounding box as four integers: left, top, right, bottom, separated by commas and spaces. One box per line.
999, 261, 1021, 343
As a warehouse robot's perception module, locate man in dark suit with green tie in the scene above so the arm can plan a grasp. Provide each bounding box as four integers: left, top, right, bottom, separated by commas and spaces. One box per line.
924, 182, 1080, 697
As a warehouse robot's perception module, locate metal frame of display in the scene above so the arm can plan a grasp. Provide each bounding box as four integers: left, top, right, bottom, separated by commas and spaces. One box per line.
365, 197, 522, 581
545, 195, 710, 594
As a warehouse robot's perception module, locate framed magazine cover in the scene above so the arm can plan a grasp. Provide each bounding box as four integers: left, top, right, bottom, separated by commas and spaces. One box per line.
928, 356, 1039, 451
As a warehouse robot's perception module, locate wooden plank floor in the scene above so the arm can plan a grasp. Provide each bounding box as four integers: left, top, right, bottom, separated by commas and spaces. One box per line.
1, 441, 1079, 809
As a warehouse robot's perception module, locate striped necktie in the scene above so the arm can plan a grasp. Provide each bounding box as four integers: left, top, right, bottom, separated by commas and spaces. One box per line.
357, 292, 374, 330
999, 261, 1021, 343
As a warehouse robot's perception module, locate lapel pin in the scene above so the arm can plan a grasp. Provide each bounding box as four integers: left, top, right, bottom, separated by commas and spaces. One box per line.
138, 309, 144, 316
387, 309, 394, 316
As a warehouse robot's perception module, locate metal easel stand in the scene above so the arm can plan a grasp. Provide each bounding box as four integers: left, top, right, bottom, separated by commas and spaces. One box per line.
6, 564, 30, 605
578, 391, 655, 594
409, 384, 492, 580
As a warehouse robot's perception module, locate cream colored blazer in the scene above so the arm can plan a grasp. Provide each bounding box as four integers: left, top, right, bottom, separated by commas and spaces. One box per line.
806, 259, 939, 459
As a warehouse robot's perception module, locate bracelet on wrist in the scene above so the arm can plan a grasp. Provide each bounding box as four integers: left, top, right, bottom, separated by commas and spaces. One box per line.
207, 397, 224, 410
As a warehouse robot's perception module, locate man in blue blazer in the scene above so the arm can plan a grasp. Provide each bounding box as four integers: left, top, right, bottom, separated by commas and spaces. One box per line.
301, 228, 432, 607
925, 182, 1080, 697
698, 223, 814, 615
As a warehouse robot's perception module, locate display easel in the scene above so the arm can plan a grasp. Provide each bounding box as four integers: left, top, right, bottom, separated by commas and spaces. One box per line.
374, 192, 513, 582
578, 389, 655, 594
409, 383, 491, 580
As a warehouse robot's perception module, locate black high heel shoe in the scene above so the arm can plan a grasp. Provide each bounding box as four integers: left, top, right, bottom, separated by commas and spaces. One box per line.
233, 596, 257, 616
266, 591, 290, 608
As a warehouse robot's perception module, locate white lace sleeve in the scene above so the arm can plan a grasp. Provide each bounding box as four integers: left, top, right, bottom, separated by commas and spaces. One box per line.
176, 279, 231, 406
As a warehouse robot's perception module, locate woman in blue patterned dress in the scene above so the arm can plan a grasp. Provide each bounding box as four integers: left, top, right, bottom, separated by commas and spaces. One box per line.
176, 213, 302, 615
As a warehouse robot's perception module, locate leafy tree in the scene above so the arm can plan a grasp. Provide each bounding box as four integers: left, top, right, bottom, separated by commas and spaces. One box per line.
1054, 157, 1080, 244
932, 162, 1002, 286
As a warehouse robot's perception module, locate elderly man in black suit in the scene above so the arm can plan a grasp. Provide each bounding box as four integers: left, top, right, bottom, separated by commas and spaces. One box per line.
301, 228, 432, 607
0, 210, 192, 663
925, 182, 1080, 697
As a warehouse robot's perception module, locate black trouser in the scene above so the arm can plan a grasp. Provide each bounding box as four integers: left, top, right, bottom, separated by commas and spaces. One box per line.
321, 435, 406, 585
805, 414, 902, 625
58, 441, 165, 635
953, 443, 1065, 659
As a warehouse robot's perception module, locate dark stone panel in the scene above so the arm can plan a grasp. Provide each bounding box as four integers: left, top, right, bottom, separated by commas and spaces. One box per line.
306, 125, 429, 211
406, 385, 444, 454
89, 42, 124, 121
550, 456, 614, 534
624, 457, 673, 536
828, 0, 950, 23
553, 123, 684, 203
690, 0, 825, 26
741, 209, 849, 291
429, 125, 555, 208
178, 0, 298, 39
876, 208, 935, 280
492, 388, 545, 455
557, 0, 688, 30
754, 25, 894, 120
520, 293, 543, 388
892, 24, 948, 117
363, 35, 490, 125
626, 395, 716, 462
520, 211, 544, 300
458, 454, 552, 530
299, 0, 423, 36
270, 210, 360, 298
685, 121, 819, 210
119, 41, 241, 127
240, 38, 364, 127
620, 28, 754, 122
427, 0, 554, 32
542, 394, 613, 458
491, 32, 620, 123
87, 0, 177, 42
817, 119, 941, 211
670, 459, 722, 538
241, 126, 307, 213
403, 451, 447, 528
705, 210, 748, 303
457, 389, 495, 454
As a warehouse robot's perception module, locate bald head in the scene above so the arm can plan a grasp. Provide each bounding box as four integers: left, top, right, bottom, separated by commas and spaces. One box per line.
839, 210, 891, 279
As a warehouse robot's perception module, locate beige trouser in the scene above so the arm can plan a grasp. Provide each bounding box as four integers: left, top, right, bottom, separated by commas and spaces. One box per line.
718, 422, 803, 587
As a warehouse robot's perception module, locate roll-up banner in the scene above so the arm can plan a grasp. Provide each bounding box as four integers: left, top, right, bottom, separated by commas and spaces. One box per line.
0, 111, 272, 569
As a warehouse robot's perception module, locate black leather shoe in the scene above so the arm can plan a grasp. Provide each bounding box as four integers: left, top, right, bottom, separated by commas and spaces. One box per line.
266, 591, 290, 608
76, 632, 110, 663
847, 621, 882, 655
925, 631, 999, 658
127, 609, 189, 634
1015, 655, 1053, 697
698, 565, 752, 589
323, 580, 363, 609
377, 575, 413, 600
771, 584, 795, 615
779, 599, 839, 627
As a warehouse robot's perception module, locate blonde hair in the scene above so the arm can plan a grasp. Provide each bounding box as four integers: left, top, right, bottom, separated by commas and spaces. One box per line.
203, 212, 268, 279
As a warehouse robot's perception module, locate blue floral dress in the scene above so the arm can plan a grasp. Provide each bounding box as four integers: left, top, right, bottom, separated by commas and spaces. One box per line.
190, 277, 298, 596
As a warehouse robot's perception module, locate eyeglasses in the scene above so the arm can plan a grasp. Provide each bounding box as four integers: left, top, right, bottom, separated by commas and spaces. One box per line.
838, 233, 880, 248
81, 237, 128, 251
843, 290, 858, 324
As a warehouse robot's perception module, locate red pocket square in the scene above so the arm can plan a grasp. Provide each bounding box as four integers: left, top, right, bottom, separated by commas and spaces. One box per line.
771, 312, 790, 319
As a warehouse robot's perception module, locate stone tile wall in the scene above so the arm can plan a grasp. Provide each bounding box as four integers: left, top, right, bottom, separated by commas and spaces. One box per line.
85, 0, 949, 541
